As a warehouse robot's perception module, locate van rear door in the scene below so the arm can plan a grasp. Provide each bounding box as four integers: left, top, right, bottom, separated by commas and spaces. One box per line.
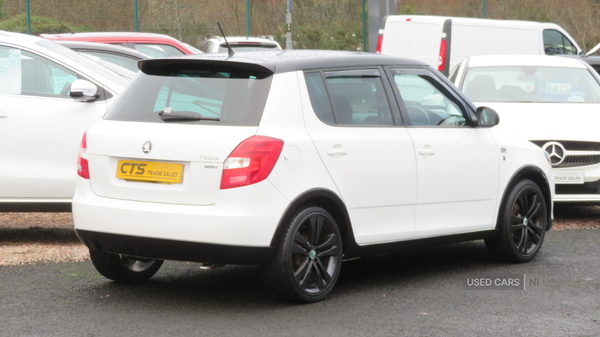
379, 16, 445, 68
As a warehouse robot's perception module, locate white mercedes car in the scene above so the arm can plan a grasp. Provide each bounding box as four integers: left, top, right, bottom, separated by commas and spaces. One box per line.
450, 54, 600, 203
73, 50, 554, 303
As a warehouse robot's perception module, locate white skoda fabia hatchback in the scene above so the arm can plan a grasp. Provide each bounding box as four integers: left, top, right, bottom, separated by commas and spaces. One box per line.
73, 50, 554, 303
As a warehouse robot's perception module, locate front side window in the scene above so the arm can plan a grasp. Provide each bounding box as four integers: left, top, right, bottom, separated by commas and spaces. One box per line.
305, 70, 394, 126
392, 71, 466, 127
105, 63, 272, 126
463, 66, 600, 103
0, 45, 78, 98
543, 30, 577, 55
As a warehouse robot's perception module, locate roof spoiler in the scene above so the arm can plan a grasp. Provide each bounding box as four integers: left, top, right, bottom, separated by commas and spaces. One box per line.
138, 58, 274, 78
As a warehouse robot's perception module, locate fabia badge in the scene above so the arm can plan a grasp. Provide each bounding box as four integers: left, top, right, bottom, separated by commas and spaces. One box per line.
542, 141, 566, 166
142, 141, 152, 154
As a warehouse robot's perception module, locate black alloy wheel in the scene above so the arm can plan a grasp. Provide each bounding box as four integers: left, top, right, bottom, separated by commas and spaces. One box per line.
262, 206, 343, 303
486, 179, 547, 263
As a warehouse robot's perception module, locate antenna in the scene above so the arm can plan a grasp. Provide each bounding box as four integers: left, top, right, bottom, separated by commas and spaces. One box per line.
59, 21, 76, 34
217, 22, 235, 58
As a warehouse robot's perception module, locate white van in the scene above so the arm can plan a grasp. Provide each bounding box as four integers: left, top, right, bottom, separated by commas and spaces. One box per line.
376, 15, 582, 76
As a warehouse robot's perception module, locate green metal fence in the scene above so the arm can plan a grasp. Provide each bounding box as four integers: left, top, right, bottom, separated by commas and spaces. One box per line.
3, 0, 600, 53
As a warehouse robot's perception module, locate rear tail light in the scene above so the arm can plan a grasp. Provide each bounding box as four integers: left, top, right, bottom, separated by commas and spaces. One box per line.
77, 132, 89, 179
438, 39, 447, 71
220, 136, 284, 189
376, 34, 384, 54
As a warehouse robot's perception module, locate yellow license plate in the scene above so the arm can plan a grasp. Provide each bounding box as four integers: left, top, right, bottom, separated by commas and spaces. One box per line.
116, 160, 183, 184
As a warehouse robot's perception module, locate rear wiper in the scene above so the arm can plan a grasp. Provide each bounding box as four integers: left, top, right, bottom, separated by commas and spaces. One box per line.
157, 110, 220, 122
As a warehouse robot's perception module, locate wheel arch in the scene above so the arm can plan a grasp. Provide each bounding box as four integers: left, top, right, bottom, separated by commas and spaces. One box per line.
498, 165, 553, 230
269, 188, 356, 254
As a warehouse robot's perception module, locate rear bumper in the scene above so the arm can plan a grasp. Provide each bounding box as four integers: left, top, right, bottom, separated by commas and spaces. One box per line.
76, 229, 275, 265
72, 177, 290, 249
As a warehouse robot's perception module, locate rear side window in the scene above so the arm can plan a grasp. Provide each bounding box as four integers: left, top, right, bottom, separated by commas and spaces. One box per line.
104, 63, 272, 126
304, 70, 394, 126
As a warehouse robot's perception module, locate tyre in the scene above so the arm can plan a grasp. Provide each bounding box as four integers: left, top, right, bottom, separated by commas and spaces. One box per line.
89, 249, 163, 283
485, 179, 547, 263
262, 206, 343, 303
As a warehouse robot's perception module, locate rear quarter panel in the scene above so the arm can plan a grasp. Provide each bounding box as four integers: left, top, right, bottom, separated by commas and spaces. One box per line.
258, 71, 341, 203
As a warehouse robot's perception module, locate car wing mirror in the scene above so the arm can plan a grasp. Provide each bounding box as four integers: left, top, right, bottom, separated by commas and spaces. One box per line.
476, 106, 500, 127
70, 79, 99, 102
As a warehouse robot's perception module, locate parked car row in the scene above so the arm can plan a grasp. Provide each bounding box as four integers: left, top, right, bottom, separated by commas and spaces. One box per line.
5, 23, 589, 303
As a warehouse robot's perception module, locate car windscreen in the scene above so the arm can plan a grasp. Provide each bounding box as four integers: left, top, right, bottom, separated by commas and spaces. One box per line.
463, 66, 600, 103
104, 65, 272, 126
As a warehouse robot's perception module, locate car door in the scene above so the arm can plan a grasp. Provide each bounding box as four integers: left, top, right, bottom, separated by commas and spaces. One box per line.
301, 68, 417, 245
0, 45, 110, 200
387, 68, 500, 237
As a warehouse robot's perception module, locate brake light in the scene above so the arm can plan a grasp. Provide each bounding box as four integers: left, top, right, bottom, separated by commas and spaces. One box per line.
220, 136, 284, 189
438, 39, 447, 71
77, 133, 89, 179
376, 35, 383, 54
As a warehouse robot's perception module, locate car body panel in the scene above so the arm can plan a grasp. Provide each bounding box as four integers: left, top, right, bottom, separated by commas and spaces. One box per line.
0, 31, 125, 207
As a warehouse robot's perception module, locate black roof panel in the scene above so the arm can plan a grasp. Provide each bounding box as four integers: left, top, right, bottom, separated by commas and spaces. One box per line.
139, 49, 428, 74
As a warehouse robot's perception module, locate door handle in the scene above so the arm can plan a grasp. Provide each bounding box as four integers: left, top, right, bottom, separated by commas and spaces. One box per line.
418, 147, 435, 156
327, 147, 348, 156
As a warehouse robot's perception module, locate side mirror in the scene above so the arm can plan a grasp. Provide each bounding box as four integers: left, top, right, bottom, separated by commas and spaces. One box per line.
476, 106, 500, 127
69, 79, 99, 102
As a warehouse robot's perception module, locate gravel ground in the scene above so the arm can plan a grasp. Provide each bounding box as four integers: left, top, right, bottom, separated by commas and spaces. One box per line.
1, 205, 599, 267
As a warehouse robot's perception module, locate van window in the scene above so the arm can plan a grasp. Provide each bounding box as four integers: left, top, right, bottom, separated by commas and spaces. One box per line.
543, 30, 577, 55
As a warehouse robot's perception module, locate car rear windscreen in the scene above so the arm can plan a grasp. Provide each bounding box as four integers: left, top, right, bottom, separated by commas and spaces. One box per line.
104, 62, 273, 126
